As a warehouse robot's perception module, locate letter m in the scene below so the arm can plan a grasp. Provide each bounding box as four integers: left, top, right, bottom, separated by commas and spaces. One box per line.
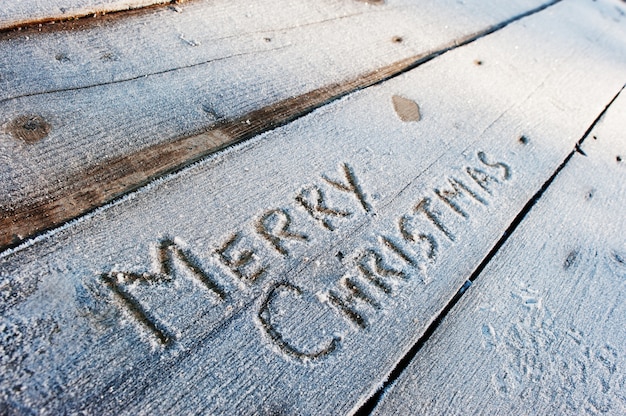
102, 239, 225, 345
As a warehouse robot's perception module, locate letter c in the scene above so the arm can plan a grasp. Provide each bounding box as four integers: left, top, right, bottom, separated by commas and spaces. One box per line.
258, 282, 341, 360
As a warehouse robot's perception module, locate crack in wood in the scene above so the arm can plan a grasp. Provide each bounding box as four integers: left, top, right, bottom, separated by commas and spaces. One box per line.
0, 0, 562, 253
352, 82, 626, 416
0, 46, 292, 104
0, 7, 386, 102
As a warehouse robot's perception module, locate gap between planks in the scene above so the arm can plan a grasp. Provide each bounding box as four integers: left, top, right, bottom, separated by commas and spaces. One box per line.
0, 0, 179, 33
0, 0, 562, 253
352, 83, 626, 416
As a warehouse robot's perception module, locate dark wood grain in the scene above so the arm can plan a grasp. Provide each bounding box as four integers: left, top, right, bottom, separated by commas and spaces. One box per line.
0, 0, 558, 250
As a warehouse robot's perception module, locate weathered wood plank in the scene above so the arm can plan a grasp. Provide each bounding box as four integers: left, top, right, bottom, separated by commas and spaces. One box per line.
0, 0, 170, 31
371, 83, 626, 415
1, 0, 625, 413
0, 0, 557, 249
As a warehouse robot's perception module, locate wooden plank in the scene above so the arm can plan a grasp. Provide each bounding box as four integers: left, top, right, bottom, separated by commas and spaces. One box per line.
0, 0, 557, 249
0, 0, 171, 31
1, 0, 625, 413
371, 83, 626, 414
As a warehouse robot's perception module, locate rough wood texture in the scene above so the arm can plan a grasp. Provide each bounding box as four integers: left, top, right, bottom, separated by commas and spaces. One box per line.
0, 0, 171, 31
0, 0, 556, 249
371, 89, 626, 416
1, 1, 625, 414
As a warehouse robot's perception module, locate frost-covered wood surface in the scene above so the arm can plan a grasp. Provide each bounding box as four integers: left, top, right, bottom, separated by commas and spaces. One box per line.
0, 0, 170, 31
0, 0, 554, 249
372, 89, 626, 416
1, 0, 626, 414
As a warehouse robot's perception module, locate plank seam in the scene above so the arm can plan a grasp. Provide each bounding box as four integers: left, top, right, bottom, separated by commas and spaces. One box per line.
0, 0, 178, 33
349, 0, 561, 95
0, 0, 563, 253
0, 5, 390, 103
352, 82, 626, 416
0, 1, 559, 104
